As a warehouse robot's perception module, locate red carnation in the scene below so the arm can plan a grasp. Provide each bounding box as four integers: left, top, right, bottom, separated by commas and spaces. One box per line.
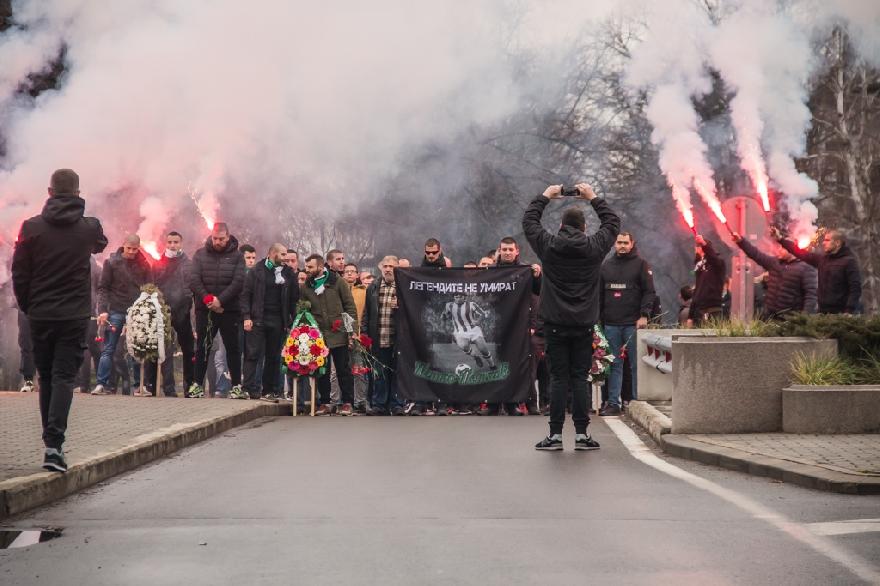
332, 320, 341, 332
203, 294, 215, 305
359, 334, 372, 349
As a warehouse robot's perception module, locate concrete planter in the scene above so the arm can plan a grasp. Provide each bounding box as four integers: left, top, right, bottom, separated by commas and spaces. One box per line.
671, 337, 837, 434
636, 329, 710, 401
783, 385, 880, 434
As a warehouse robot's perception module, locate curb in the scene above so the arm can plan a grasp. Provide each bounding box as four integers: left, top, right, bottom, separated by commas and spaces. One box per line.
626, 400, 671, 445
0, 402, 291, 519
661, 435, 880, 495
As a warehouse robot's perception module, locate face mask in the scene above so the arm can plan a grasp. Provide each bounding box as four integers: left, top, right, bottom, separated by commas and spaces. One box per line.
165, 249, 181, 258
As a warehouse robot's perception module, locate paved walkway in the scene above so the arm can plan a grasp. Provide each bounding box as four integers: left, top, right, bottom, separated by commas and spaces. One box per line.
684, 434, 880, 476
0, 392, 289, 517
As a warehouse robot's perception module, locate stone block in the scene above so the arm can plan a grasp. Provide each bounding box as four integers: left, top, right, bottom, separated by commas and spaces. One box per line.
783, 385, 880, 434
671, 337, 837, 434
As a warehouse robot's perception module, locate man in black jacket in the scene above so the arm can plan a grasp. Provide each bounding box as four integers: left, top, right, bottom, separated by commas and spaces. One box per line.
772, 227, 862, 315
523, 183, 619, 451
361, 255, 405, 416
241, 243, 299, 401
151, 231, 195, 396
93, 234, 153, 395
73, 256, 102, 393
189, 223, 247, 398
12, 169, 108, 472
687, 235, 727, 326
599, 231, 655, 416
730, 231, 817, 319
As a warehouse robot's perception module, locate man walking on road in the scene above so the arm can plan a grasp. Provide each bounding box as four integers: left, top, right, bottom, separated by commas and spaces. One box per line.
189, 223, 247, 398
152, 231, 195, 396
772, 227, 861, 315
730, 231, 817, 319
12, 169, 108, 472
599, 231, 655, 416
241, 243, 299, 401
523, 183, 619, 451
93, 234, 153, 395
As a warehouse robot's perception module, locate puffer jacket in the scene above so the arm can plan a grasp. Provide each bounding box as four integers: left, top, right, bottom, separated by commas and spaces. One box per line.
737, 239, 817, 317
12, 193, 108, 320
189, 234, 246, 312
153, 252, 193, 316
300, 269, 358, 348
780, 239, 862, 314
689, 240, 727, 320
522, 195, 620, 326
97, 248, 153, 315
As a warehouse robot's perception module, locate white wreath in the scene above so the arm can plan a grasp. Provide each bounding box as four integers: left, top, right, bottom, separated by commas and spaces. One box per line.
125, 291, 166, 364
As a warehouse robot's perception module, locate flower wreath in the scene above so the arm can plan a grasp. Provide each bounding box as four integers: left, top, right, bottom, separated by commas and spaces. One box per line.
125, 284, 172, 364
588, 325, 616, 383
281, 310, 330, 377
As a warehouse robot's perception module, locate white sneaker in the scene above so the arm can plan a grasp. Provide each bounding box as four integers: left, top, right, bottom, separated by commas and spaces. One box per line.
20, 380, 35, 392
90, 385, 109, 395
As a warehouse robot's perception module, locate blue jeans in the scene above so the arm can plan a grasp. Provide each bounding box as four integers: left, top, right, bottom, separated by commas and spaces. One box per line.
96, 312, 128, 386
605, 324, 638, 407
371, 346, 402, 413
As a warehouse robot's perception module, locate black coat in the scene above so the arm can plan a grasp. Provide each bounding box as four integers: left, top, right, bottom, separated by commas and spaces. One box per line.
599, 246, 656, 326
522, 195, 620, 326
780, 240, 862, 314
240, 259, 299, 326
689, 240, 727, 320
189, 234, 246, 312
737, 239, 817, 317
97, 248, 152, 315
152, 252, 193, 315
89, 256, 102, 317
360, 277, 397, 345
12, 194, 108, 320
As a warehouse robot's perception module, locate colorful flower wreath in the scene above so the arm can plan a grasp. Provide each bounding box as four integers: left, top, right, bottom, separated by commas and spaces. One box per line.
588, 325, 616, 383
281, 311, 330, 377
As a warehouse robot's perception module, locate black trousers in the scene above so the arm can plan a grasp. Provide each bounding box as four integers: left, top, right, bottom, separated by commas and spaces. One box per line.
242, 314, 284, 398
29, 318, 87, 449
545, 324, 593, 435
317, 344, 353, 405
146, 310, 195, 396
195, 310, 242, 387
18, 310, 35, 380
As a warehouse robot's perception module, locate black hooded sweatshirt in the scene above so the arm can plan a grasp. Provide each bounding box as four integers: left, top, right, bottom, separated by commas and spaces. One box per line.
522, 195, 620, 326
779, 239, 862, 314
189, 234, 247, 312
599, 245, 656, 326
12, 194, 108, 320
688, 240, 727, 320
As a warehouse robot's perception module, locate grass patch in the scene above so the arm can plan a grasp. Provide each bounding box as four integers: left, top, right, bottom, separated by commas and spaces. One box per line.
790, 352, 880, 386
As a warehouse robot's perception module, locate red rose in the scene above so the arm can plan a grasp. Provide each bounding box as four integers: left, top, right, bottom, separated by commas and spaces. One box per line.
332, 320, 341, 332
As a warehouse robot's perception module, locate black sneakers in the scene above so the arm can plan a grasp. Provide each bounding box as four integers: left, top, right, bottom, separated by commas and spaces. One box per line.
575, 434, 600, 450
535, 435, 563, 451
43, 448, 67, 472
599, 404, 623, 416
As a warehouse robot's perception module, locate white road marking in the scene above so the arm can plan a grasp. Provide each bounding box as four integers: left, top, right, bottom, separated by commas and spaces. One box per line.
604, 417, 880, 585
808, 519, 880, 537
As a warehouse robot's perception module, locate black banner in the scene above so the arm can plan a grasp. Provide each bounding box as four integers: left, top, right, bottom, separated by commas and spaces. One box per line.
396, 266, 533, 403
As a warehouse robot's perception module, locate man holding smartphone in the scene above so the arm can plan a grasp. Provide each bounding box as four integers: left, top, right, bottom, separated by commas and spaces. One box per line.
522, 183, 620, 451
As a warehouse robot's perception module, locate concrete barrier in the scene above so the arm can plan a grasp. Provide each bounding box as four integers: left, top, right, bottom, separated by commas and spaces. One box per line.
783, 385, 880, 434
671, 337, 837, 434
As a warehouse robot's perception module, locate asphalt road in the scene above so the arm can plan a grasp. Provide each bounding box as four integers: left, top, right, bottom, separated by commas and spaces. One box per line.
2, 415, 879, 585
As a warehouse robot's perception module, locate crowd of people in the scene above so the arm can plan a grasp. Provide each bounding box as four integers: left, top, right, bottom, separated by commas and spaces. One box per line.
11, 170, 865, 469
